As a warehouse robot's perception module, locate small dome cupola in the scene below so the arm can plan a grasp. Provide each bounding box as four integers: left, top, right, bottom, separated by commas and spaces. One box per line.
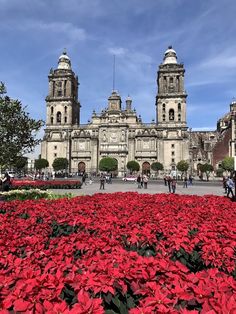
163, 46, 177, 65
58, 50, 71, 70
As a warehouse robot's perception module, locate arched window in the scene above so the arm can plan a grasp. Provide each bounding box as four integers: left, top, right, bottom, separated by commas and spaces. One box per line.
178, 114, 181, 121
169, 109, 175, 121
163, 114, 166, 122
178, 103, 181, 111
162, 103, 165, 112
56, 111, 61, 123
64, 116, 67, 123
51, 106, 54, 114
51, 117, 54, 124
64, 106, 67, 113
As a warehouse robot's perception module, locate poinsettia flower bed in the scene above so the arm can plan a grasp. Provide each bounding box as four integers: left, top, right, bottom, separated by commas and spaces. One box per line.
0, 193, 235, 313
11, 179, 82, 190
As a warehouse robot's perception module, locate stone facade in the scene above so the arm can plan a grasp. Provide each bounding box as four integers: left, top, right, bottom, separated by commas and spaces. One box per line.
41, 47, 234, 176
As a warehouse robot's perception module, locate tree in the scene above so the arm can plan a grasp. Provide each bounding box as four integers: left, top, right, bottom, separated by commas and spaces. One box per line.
52, 158, 68, 172
221, 157, 234, 174
99, 157, 118, 172
176, 160, 189, 176
0, 82, 43, 168
151, 162, 163, 177
14, 156, 28, 173
198, 163, 214, 181
35, 158, 49, 171
126, 160, 140, 173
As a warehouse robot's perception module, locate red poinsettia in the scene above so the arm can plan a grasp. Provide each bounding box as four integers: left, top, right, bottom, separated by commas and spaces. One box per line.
0, 192, 235, 312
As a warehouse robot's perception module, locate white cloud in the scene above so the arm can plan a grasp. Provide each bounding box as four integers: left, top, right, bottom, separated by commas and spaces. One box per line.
200, 53, 236, 69
108, 47, 127, 56
4, 20, 87, 41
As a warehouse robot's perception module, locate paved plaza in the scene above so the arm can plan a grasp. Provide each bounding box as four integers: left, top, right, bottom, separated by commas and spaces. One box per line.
51, 179, 227, 198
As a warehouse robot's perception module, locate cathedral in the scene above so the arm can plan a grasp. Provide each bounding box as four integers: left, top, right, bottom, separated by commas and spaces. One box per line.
41, 47, 236, 176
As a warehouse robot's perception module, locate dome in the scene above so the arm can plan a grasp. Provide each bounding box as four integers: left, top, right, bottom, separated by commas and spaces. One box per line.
58, 50, 71, 70
163, 46, 177, 65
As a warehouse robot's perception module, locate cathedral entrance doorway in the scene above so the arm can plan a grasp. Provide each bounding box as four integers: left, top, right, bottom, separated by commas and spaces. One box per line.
142, 162, 150, 175
78, 162, 86, 175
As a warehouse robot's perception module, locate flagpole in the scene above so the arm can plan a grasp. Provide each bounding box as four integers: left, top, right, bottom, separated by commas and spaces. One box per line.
113, 55, 116, 91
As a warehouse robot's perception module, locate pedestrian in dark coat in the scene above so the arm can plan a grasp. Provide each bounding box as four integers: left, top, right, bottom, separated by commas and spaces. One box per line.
171, 177, 177, 194
100, 174, 105, 190
1, 172, 11, 192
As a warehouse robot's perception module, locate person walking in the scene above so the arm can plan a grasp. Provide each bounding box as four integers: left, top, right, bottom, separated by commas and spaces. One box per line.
99, 174, 105, 190
143, 174, 148, 189
226, 177, 234, 199
171, 177, 177, 194
140, 175, 144, 188
167, 176, 171, 193
1, 172, 11, 192
164, 175, 167, 186
137, 174, 141, 189
188, 175, 193, 186
82, 172, 87, 186
183, 176, 188, 188
222, 176, 227, 194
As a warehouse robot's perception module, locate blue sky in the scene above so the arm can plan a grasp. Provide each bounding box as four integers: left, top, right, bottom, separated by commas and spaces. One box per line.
1, 0, 236, 155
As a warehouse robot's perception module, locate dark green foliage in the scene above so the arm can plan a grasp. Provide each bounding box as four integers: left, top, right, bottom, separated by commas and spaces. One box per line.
73, 248, 88, 260
99, 157, 118, 172
19, 213, 30, 219
126, 160, 140, 173
198, 163, 214, 180
221, 157, 234, 173
232, 268, 236, 280
122, 236, 156, 257
151, 161, 164, 173
188, 228, 199, 237
176, 160, 189, 174
34, 158, 49, 170
50, 220, 84, 238
36, 217, 44, 224
60, 284, 78, 306
0, 82, 43, 168
14, 156, 28, 172
52, 158, 69, 171
102, 283, 142, 313
156, 231, 167, 241
175, 299, 203, 311
171, 246, 205, 273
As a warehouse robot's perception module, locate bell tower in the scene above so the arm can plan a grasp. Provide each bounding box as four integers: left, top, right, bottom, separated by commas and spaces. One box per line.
108, 90, 122, 111
46, 51, 80, 127
156, 46, 187, 128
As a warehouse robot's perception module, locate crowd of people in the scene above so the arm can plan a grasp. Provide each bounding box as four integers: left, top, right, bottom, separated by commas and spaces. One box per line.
1, 168, 235, 201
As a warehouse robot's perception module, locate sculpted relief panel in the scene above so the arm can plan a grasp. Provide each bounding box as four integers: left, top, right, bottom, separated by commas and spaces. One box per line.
79, 142, 85, 150
142, 140, 150, 149
110, 132, 118, 143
